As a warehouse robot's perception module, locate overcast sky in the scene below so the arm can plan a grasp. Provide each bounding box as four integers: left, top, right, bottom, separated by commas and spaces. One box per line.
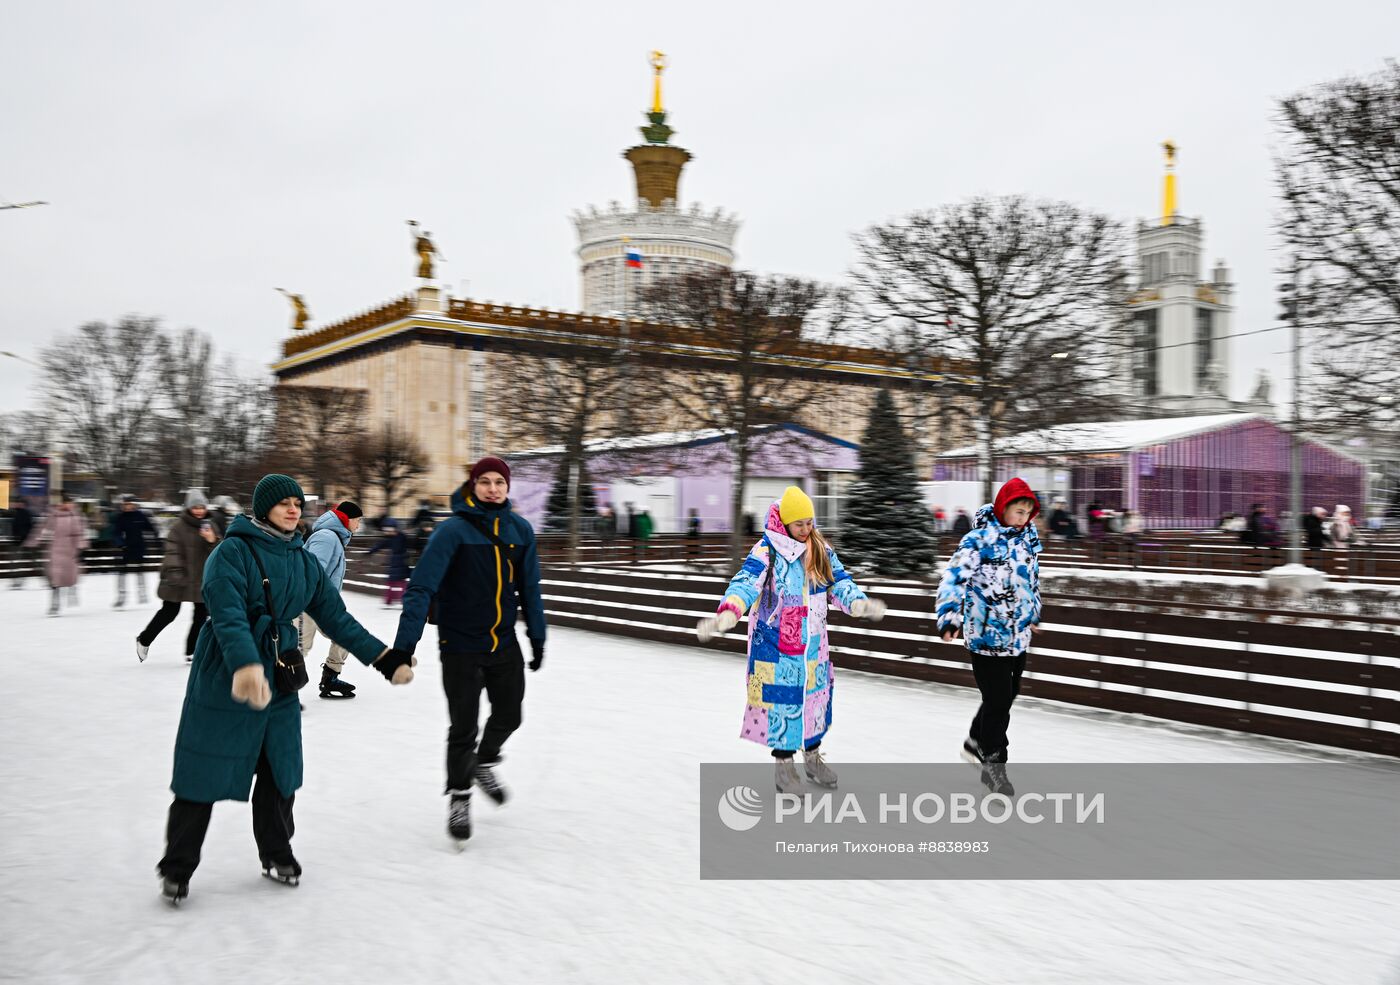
3, 1, 1397, 415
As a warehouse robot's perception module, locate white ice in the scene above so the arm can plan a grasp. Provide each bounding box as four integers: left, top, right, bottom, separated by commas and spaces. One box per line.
5, 574, 1400, 985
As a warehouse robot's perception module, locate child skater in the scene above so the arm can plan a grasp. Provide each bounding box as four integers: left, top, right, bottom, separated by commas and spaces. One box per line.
696, 486, 886, 794
935, 477, 1043, 797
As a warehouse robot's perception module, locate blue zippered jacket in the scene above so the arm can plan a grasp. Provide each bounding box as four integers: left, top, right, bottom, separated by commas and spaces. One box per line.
392, 486, 546, 655
305, 510, 352, 589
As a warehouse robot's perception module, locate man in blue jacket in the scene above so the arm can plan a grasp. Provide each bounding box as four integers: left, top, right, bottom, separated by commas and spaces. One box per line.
392, 456, 546, 841
299, 501, 364, 699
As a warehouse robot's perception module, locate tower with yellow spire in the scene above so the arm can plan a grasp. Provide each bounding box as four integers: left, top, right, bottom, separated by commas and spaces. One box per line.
1126, 141, 1239, 417
573, 52, 739, 316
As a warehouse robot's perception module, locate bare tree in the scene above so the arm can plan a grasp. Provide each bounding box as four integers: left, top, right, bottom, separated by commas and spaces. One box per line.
639, 269, 855, 561
340, 431, 376, 510
274, 385, 369, 502
38, 317, 170, 498
152, 327, 214, 499
492, 348, 629, 562
358, 425, 430, 517
203, 366, 277, 504
853, 196, 1130, 502
0, 411, 55, 459
1276, 62, 1400, 441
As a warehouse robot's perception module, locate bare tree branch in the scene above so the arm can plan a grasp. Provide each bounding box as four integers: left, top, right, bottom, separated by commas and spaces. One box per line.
852, 196, 1131, 500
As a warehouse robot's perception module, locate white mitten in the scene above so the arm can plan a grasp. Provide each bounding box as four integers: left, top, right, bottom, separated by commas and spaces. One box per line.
393, 655, 417, 686
231, 663, 272, 710
695, 617, 719, 643
696, 605, 741, 643
851, 598, 888, 622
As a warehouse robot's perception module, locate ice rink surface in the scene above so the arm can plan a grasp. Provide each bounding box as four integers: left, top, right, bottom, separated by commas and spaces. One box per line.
6, 575, 1400, 984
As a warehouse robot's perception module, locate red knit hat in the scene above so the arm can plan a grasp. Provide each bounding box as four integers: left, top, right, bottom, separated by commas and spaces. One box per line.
469, 456, 511, 488
993, 477, 1040, 527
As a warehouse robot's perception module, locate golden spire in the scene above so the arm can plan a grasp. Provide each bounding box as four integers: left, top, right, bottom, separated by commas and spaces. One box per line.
650, 50, 666, 114
1162, 140, 1177, 226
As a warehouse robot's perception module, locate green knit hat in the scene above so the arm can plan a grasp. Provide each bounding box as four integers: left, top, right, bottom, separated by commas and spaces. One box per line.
252, 474, 305, 520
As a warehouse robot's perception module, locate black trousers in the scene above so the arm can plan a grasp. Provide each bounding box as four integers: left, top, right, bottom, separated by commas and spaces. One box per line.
157, 745, 295, 882
441, 643, 526, 792
969, 651, 1028, 760
139, 601, 208, 655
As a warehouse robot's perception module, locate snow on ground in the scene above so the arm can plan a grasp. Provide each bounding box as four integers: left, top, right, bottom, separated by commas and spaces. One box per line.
5, 574, 1400, 985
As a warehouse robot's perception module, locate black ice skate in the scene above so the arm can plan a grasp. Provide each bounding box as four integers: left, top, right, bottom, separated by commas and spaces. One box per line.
980, 752, 1015, 797
260, 857, 301, 887
473, 760, 508, 805
318, 664, 356, 699
448, 790, 472, 841
160, 876, 189, 906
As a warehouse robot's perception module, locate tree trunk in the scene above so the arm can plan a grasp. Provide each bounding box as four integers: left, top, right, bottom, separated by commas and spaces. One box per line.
729, 431, 751, 566
977, 387, 996, 506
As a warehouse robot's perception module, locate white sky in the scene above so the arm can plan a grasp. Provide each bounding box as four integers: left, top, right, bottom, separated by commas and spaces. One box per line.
3, 1, 1397, 414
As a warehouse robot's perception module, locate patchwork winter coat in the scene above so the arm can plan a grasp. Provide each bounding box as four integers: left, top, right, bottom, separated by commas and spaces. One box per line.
720, 502, 868, 752
935, 505, 1043, 658
170, 515, 386, 802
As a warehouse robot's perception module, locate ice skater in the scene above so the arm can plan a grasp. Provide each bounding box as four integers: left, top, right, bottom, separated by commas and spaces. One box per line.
156, 474, 416, 904
136, 490, 220, 663
112, 495, 156, 607
366, 519, 411, 606
935, 477, 1043, 797
298, 500, 364, 699
695, 486, 886, 794
390, 456, 547, 842
23, 491, 89, 616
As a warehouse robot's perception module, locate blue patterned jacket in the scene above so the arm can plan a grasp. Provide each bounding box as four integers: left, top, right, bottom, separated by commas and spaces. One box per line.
935, 505, 1042, 657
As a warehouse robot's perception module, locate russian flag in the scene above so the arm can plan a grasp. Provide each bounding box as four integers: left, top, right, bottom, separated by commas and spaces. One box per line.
625, 246, 643, 269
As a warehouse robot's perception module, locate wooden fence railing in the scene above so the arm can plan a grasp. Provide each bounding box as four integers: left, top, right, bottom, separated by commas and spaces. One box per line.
513, 566, 1400, 759
7, 530, 1400, 586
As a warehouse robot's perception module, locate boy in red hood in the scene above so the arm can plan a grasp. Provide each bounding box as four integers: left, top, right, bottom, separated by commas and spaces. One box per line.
935, 477, 1044, 797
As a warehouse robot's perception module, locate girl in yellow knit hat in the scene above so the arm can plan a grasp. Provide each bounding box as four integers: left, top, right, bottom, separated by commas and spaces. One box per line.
696, 485, 886, 794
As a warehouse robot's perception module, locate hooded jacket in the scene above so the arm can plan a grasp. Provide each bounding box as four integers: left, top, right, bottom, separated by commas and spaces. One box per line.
718, 501, 868, 752
170, 514, 386, 802
305, 509, 352, 590
24, 506, 88, 588
157, 509, 219, 603
393, 485, 546, 656
935, 479, 1043, 658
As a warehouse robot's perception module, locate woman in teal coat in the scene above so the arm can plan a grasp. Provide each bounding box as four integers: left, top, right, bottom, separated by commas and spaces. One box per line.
157, 475, 417, 904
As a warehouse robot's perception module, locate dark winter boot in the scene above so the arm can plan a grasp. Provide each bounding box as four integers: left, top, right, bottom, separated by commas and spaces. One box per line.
160, 875, 189, 905
448, 790, 472, 841
980, 751, 1014, 797
47, 589, 59, 616
318, 664, 356, 699
473, 760, 508, 805
260, 856, 301, 886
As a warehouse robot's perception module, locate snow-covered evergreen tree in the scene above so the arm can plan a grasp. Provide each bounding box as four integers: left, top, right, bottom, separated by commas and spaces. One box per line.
840, 388, 940, 577
543, 457, 597, 534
